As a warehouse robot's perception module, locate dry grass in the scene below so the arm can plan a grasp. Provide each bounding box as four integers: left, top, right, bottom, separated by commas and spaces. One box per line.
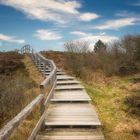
41, 50, 140, 140
84, 74, 140, 140
0, 54, 43, 139
8, 55, 43, 140
22, 55, 43, 85
41, 51, 66, 70
9, 106, 40, 140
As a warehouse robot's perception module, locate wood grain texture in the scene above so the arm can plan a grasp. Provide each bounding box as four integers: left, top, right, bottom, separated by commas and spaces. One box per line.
51, 90, 91, 101
36, 128, 104, 140
45, 103, 101, 126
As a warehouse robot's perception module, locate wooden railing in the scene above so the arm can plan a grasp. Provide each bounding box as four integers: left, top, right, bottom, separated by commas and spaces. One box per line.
0, 45, 57, 140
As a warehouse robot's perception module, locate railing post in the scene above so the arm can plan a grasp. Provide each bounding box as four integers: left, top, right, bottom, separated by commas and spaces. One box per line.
34, 54, 37, 65
43, 61, 47, 78
40, 86, 45, 130
31, 49, 34, 61
36, 58, 39, 67
38, 59, 41, 71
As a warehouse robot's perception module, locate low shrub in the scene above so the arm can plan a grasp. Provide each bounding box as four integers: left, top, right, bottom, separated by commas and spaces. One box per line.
0, 51, 25, 74
124, 93, 140, 117
0, 52, 37, 128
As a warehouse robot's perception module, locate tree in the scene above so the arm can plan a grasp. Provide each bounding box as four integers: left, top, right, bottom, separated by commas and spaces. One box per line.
64, 40, 89, 53
64, 40, 89, 77
121, 35, 140, 62
94, 40, 106, 53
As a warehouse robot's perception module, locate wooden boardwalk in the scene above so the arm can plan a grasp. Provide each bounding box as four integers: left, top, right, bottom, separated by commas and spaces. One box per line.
35, 67, 104, 139
0, 45, 104, 140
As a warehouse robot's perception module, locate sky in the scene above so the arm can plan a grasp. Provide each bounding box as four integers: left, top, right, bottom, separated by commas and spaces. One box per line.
0, 0, 140, 51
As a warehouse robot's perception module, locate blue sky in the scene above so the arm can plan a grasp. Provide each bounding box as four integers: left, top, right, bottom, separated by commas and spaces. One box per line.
0, 0, 140, 51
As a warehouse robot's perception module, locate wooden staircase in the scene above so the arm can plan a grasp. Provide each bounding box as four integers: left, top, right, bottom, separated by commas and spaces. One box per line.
0, 45, 104, 140
35, 67, 104, 140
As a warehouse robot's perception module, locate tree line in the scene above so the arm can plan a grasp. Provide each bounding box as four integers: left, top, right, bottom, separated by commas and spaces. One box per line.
64, 34, 140, 78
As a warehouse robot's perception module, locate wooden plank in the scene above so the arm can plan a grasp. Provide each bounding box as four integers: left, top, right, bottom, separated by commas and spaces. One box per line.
57, 69, 63, 72
57, 75, 75, 81
45, 103, 101, 127
55, 85, 84, 90
36, 135, 104, 140
35, 128, 104, 140
56, 72, 65, 75
56, 80, 80, 85
51, 90, 91, 102
51, 98, 90, 102
45, 71, 65, 76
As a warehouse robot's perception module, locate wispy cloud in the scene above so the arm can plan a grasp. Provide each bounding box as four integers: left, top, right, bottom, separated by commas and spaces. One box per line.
80, 35, 118, 43
0, 0, 99, 24
0, 33, 25, 44
79, 13, 99, 21
116, 10, 140, 19
99, 32, 106, 35
70, 31, 91, 37
34, 29, 62, 40
70, 31, 118, 47
133, 0, 140, 6
94, 18, 137, 30
78, 34, 118, 50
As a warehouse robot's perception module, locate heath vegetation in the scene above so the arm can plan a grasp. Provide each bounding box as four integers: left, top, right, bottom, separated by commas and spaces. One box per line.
42, 34, 140, 140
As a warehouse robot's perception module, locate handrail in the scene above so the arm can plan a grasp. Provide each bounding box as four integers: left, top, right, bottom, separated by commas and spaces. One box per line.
0, 95, 43, 140
28, 79, 57, 140
0, 45, 57, 140
37, 52, 57, 88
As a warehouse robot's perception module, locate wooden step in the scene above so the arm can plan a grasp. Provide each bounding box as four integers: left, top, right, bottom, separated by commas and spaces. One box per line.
56, 80, 80, 85
57, 69, 63, 72
44, 72, 50, 76
57, 72, 65, 75
57, 75, 75, 81
55, 85, 84, 91
44, 72, 66, 76
35, 128, 104, 140
45, 70, 51, 72
51, 90, 91, 102
40, 69, 51, 72
45, 103, 101, 127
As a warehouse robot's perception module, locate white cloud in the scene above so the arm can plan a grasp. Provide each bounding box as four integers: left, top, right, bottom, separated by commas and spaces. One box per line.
70, 31, 91, 37
34, 29, 62, 40
79, 13, 99, 21
0, 0, 81, 24
0, 0, 99, 24
94, 18, 137, 30
69, 31, 118, 50
70, 31, 117, 44
0, 33, 25, 44
82, 35, 118, 50
57, 42, 64, 45
80, 35, 118, 43
100, 32, 106, 35
71, 34, 118, 50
